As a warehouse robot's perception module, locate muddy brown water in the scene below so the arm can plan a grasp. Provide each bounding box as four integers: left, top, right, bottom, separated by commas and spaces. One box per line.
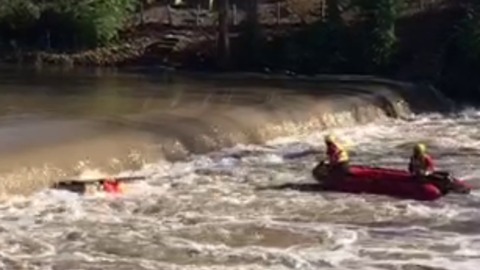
0, 66, 410, 195
1, 66, 476, 270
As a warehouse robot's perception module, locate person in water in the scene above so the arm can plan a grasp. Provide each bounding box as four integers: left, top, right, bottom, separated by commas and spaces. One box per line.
408, 143, 434, 177
324, 134, 350, 179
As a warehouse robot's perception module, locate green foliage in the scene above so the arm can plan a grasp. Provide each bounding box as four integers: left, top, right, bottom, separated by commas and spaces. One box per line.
236, 0, 405, 72
438, 1, 480, 100
75, 0, 137, 47
281, 21, 354, 73
0, 0, 40, 45
354, 0, 404, 69
0, 0, 136, 50
455, 2, 480, 62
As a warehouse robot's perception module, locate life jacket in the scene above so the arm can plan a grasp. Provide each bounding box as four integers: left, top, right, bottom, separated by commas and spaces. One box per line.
327, 142, 349, 165
103, 179, 122, 194
409, 154, 434, 174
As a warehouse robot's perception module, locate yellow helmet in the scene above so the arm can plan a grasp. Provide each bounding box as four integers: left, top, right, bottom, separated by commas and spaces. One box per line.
414, 143, 426, 154
324, 134, 336, 143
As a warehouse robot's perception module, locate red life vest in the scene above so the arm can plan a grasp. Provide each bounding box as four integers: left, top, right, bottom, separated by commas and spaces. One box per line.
409, 154, 434, 174
103, 179, 122, 194
327, 143, 349, 165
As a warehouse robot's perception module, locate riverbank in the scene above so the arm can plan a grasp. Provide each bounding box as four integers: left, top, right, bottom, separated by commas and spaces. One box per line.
0, 1, 305, 68
2, 1, 475, 104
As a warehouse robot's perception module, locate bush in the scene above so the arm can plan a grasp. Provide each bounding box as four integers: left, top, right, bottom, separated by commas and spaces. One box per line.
74, 0, 137, 47
0, 0, 41, 46
438, 1, 480, 101
0, 0, 137, 51
354, 0, 405, 70
455, 2, 480, 62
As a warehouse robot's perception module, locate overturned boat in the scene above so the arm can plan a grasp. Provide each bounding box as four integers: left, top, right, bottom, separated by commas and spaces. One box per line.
52, 176, 145, 195
312, 162, 471, 201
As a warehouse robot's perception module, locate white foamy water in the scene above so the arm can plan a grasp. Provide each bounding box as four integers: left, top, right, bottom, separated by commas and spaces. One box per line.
1, 110, 480, 270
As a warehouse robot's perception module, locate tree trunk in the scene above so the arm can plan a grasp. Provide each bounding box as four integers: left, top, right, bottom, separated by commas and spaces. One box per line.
217, 0, 230, 69
244, 0, 263, 68
246, 0, 259, 26
326, 0, 341, 23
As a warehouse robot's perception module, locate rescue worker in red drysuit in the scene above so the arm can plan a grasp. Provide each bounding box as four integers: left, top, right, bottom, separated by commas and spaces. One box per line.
103, 178, 123, 194
408, 143, 434, 180
324, 135, 350, 181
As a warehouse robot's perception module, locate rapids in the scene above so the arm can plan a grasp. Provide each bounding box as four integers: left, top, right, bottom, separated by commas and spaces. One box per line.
1, 110, 479, 270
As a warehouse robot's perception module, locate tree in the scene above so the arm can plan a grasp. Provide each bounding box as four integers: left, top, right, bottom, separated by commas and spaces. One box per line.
354, 0, 404, 69
0, 0, 41, 47
242, 0, 264, 68
0, 0, 136, 50
217, 0, 230, 69
438, 0, 480, 100
456, 0, 480, 62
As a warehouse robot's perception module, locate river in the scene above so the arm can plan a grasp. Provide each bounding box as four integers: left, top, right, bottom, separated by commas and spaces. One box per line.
0, 66, 477, 269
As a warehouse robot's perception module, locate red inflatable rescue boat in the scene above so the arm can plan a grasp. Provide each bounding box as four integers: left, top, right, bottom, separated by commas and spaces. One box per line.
312, 162, 471, 201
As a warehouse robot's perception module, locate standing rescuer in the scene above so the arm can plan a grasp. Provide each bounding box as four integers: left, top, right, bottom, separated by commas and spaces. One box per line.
408, 143, 434, 177
324, 134, 350, 179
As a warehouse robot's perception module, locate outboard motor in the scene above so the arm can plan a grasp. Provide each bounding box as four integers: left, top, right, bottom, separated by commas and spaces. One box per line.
428, 171, 470, 195
312, 161, 329, 183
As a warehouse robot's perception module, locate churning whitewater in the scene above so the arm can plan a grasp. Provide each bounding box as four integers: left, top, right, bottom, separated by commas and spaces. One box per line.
1, 110, 480, 270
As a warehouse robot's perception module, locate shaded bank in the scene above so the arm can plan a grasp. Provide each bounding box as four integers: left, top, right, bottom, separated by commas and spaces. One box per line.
2, 1, 477, 104
0, 68, 453, 195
